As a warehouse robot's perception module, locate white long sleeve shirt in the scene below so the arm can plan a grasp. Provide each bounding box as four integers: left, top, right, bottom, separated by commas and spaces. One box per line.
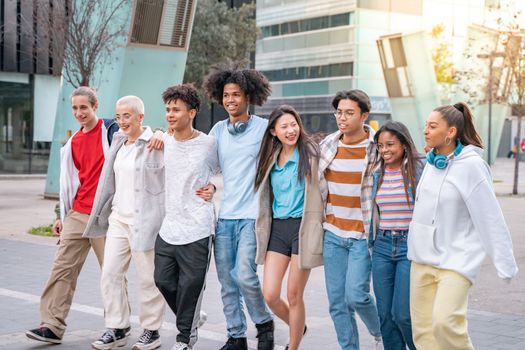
159, 132, 220, 245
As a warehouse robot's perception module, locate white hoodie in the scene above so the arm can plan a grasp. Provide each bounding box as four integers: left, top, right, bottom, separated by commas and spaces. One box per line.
407, 145, 518, 283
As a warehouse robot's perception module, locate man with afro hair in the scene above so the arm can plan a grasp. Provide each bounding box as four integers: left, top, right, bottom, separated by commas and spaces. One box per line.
204, 63, 274, 350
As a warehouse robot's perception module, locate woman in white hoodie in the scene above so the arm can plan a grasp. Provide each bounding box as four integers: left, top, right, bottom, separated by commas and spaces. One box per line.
408, 102, 518, 350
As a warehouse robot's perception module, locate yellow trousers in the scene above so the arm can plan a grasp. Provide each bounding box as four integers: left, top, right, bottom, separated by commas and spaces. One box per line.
410, 262, 474, 350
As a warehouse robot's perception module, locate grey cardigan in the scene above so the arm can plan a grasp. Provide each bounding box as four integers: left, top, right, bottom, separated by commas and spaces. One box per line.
255, 145, 324, 269
83, 126, 165, 251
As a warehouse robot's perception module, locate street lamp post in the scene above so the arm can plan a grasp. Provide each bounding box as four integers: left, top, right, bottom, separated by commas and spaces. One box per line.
477, 51, 505, 165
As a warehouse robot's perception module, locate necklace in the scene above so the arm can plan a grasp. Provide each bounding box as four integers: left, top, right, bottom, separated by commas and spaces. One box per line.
175, 129, 196, 142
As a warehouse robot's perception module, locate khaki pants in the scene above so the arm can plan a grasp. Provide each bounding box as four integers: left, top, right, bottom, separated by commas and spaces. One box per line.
410, 262, 474, 350
40, 210, 105, 338
101, 214, 165, 330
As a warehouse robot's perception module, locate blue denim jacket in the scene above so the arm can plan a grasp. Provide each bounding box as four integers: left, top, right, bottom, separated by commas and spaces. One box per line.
368, 157, 426, 247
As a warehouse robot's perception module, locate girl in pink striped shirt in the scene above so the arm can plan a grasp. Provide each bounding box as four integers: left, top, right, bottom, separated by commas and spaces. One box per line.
370, 121, 424, 350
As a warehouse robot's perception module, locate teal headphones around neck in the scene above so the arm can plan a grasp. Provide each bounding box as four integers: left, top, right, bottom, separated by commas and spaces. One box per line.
427, 140, 463, 170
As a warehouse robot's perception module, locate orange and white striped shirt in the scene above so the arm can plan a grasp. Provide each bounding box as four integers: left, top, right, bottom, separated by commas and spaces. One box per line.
323, 138, 369, 239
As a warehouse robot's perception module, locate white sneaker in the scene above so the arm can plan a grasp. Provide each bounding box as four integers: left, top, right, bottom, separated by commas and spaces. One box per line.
197, 310, 207, 328
373, 336, 384, 350
171, 341, 191, 350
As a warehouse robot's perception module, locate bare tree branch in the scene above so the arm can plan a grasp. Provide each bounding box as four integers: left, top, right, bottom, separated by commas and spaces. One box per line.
2, 0, 129, 87
62, 0, 130, 87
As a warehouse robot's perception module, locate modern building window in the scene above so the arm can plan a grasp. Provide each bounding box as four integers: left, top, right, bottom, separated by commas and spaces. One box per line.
261, 12, 353, 38
0, 0, 69, 75
130, 0, 195, 48
377, 36, 412, 97
357, 0, 422, 15
261, 62, 353, 82
0, 80, 50, 174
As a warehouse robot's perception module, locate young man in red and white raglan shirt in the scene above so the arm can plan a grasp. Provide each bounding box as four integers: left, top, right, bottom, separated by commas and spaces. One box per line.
25, 87, 162, 344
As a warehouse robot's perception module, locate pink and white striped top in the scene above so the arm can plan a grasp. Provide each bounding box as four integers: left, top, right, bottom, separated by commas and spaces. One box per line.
376, 168, 413, 231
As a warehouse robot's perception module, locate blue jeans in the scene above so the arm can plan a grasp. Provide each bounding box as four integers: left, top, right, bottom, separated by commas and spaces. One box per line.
372, 230, 416, 350
214, 219, 272, 338
323, 230, 381, 350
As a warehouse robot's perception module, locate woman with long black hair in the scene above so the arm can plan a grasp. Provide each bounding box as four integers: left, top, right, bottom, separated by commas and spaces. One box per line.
370, 121, 423, 350
254, 105, 324, 350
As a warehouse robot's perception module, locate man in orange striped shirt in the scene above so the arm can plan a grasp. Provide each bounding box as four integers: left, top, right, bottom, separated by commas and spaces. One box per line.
319, 90, 383, 350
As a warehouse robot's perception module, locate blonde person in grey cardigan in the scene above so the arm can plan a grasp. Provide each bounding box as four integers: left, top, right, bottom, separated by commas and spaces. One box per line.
254, 105, 324, 350
84, 95, 217, 350
83, 96, 166, 350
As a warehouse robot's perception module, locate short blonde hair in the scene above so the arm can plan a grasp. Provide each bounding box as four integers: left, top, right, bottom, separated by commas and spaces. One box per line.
116, 95, 145, 115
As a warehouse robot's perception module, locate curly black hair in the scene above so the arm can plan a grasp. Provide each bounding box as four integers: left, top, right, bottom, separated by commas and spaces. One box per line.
162, 84, 200, 111
203, 63, 272, 106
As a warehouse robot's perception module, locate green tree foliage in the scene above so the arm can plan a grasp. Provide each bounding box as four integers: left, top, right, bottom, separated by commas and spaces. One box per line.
431, 24, 456, 85
183, 0, 257, 94
28, 224, 54, 237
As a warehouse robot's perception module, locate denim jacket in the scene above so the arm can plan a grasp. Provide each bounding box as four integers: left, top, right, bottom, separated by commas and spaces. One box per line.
368, 157, 426, 246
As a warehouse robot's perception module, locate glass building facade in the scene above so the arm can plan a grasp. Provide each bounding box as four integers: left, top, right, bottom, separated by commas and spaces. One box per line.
0, 0, 67, 174
254, 0, 416, 133
0, 79, 51, 173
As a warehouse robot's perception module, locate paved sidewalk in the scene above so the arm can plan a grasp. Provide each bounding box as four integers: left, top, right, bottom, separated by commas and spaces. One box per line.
0, 157, 524, 349
1, 238, 524, 350
491, 157, 525, 195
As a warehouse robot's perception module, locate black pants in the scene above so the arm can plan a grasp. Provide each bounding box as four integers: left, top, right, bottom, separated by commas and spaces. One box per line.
154, 235, 211, 345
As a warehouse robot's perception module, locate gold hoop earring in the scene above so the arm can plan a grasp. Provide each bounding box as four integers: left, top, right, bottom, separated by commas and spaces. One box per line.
445, 136, 452, 146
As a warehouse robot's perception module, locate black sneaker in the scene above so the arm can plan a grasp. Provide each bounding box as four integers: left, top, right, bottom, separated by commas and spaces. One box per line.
171, 341, 192, 350
285, 324, 308, 350
92, 327, 131, 350
256, 320, 274, 350
132, 329, 161, 350
25, 326, 62, 344
219, 337, 248, 350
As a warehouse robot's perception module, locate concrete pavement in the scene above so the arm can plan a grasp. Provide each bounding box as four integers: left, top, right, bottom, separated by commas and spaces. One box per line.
0, 157, 524, 349
490, 157, 525, 196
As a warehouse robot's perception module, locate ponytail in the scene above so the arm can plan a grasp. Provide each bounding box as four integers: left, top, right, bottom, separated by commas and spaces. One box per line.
452, 102, 483, 148
434, 102, 483, 148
